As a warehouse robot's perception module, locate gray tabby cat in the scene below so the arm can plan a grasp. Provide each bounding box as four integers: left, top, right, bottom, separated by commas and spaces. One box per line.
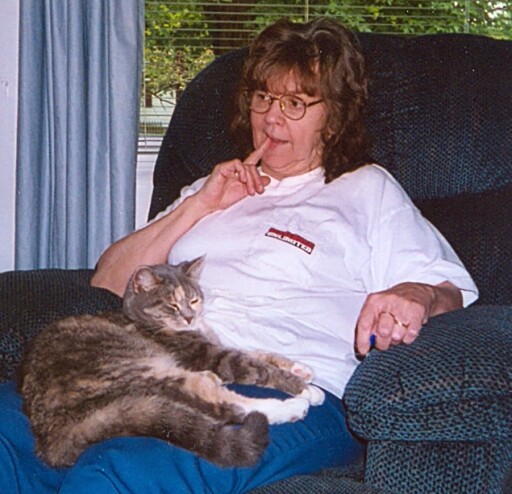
19, 258, 324, 468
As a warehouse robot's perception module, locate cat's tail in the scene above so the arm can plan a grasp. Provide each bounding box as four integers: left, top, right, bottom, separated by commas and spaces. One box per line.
207, 411, 270, 467
166, 410, 270, 467
158, 407, 270, 467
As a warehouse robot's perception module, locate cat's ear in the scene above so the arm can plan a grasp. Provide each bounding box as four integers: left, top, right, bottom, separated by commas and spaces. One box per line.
131, 266, 162, 293
182, 256, 205, 280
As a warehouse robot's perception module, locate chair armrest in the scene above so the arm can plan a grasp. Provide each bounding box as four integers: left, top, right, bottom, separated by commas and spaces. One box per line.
344, 305, 512, 442
0, 269, 122, 382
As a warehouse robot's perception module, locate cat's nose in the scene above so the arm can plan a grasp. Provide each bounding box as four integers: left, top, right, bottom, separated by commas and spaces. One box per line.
184, 316, 193, 325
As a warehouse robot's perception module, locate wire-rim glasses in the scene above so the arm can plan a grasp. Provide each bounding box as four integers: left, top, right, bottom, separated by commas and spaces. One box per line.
248, 90, 323, 121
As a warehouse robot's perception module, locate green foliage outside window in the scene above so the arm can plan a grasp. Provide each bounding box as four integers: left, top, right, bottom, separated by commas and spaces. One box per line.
142, 0, 510, 123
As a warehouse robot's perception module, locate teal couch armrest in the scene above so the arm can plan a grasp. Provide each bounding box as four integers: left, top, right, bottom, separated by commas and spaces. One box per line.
0, 269, 122, 382
344, 305, 512, 493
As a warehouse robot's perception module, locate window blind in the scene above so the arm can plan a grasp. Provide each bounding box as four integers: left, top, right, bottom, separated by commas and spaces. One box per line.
139, 0, 511, 151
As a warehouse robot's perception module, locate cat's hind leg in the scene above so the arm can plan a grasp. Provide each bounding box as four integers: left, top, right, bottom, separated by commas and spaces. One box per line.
142, 394, 270, 467
39, 380, 270, 468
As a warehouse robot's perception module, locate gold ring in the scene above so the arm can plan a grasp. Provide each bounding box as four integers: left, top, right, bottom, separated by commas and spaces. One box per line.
380, 311, 410, 329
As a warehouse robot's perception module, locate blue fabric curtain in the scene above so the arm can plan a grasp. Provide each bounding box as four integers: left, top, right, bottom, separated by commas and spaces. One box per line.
16, 0, 144, 269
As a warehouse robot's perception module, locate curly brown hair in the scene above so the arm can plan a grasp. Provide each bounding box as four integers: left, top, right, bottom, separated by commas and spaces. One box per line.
231, 17, 370, 183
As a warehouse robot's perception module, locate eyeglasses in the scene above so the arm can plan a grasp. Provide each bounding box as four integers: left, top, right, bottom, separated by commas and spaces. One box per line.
248, 90, 323, 121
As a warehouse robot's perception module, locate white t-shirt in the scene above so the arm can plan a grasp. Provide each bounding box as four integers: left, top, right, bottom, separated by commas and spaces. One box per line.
156, 164, 478, 398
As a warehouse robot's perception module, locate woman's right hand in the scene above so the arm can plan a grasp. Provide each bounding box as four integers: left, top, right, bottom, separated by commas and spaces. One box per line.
194, 138, 271, 213
91, 138, 271, 296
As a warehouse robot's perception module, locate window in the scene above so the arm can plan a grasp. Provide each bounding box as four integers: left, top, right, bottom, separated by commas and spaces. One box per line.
136, 0, 510, 225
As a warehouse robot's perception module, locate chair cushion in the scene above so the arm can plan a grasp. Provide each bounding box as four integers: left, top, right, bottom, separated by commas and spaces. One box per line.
250, 472, 387, 494
364, 439, 511, 494
149, 48, 246, 220
416, 183, 512, 306
0, 269, 122, 382
359, 33, 512, 200
344, 305, 512, 442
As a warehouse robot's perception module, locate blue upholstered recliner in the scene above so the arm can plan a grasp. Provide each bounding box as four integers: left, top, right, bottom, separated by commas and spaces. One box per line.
1, 33, 511, 494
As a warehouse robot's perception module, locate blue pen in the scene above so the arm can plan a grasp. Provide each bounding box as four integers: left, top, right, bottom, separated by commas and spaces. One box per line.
369, 334, 376, 348
355, 333, 377, 361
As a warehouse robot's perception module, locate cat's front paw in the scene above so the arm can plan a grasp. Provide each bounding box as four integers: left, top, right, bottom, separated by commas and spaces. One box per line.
298, 385, 325, 406
290, 362, 314, 383
277, 397, 310, 423
246, 397, 310, 424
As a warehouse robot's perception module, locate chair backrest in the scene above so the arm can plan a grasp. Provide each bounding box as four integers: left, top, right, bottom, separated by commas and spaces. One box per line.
149, 33, 512, 305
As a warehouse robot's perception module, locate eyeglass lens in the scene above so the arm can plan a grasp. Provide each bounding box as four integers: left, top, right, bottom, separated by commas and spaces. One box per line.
250, 91, 307, 120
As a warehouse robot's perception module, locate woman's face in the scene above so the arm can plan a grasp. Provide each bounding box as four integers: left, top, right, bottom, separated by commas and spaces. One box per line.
250, 73, 328, 180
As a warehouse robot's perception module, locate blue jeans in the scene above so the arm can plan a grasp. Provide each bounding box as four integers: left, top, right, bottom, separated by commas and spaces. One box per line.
0, 381, 363, 494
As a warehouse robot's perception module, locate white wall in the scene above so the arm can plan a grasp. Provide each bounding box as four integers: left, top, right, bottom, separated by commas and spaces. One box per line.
0, 0, 18, 272
136, 154, 158, 229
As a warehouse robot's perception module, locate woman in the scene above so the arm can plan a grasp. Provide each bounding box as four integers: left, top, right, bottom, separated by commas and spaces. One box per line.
20, 17, 474, 493
92, 17, 476, 362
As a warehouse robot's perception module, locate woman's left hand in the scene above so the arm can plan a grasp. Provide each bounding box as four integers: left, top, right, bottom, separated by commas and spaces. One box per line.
355, 281, 463, 356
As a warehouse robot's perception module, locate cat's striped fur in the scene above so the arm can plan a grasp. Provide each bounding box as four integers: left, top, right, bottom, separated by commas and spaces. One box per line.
19, 258, 324, 468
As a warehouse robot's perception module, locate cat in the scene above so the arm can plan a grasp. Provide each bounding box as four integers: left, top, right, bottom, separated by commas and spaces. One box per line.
19, 257, 324, 468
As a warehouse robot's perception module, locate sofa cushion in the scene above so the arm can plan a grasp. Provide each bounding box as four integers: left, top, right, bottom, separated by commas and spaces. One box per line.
344, 305, 512, 442
415, 183, 512, 306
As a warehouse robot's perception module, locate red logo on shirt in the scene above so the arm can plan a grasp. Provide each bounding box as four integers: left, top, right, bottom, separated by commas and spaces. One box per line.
265, 228, 315, 254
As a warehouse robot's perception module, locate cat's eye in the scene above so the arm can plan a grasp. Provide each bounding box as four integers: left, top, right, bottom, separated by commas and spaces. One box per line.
167, 303, 180, 312
190, 298, 199, 306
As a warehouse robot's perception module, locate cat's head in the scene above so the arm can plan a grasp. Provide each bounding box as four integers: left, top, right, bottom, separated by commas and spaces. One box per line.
123, 257, 205, 331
